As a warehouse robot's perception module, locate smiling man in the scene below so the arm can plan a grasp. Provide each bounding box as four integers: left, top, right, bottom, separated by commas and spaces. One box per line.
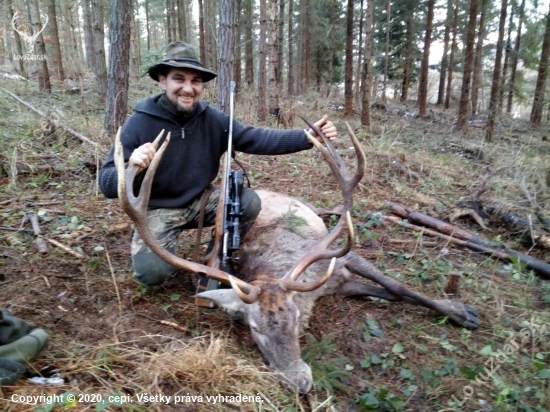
98, 41, 337, 289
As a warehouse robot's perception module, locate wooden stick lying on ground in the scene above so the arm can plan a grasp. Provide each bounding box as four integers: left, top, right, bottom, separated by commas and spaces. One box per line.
384, 215, 550, 279
0, 87, 98, 148
44, 238, 87, 260
27, 213, 48, 254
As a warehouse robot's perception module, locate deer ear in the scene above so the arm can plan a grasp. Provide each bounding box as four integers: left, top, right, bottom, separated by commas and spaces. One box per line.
196, 289, 248, 313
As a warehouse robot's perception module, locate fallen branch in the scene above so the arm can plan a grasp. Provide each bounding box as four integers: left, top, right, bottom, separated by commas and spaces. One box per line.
387, 202, 501, 247
27, 213, 48, 254
0, 87, 98, 148
136, 313, 188, 332
0, 195, 36, 206
44, 237, 87, 260
384, 215, 550, 279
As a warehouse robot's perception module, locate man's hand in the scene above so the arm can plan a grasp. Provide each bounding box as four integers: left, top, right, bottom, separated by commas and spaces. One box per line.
129, 142, 157, 173
306, 115, 337, 143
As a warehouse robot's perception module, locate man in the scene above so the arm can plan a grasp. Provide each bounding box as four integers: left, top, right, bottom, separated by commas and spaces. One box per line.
99, 41, 337, 287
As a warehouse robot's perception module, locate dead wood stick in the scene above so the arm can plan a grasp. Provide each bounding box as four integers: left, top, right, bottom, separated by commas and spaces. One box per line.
387, 202, 502, 248
0, 87, 98, 148
0, 226, 34, 233
136, 313, 188, 332
384, 215, 550, 279
481, 203, 550, 251
44, 237, 87, 259
520, 180, 550, 230
0, 195, 36, 206
27, 213, 48, 254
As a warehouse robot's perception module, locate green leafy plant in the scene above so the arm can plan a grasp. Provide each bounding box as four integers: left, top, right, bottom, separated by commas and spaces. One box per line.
302, 333, 350, 394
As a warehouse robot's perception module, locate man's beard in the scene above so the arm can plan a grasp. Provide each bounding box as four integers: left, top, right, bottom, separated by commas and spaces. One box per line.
168, 95, 197, 116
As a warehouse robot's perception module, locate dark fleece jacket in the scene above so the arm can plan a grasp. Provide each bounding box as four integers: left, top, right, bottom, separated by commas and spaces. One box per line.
98, 94, 312, 208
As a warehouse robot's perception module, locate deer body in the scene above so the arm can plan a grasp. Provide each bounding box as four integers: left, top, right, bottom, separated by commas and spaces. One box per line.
116, 123, 479, 394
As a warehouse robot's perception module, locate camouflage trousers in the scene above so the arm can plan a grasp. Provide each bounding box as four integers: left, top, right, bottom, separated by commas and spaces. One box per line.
131, 187, 261, 286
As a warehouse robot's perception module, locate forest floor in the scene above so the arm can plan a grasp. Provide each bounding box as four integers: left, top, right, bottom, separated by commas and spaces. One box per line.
0, 76, 549, 412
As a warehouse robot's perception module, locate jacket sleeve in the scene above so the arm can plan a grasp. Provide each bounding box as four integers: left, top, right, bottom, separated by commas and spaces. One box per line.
98, 115, 145, 199
229, 116, 313, 155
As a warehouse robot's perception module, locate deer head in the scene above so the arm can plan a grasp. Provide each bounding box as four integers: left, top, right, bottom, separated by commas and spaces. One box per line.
115, 120, 366, 392
11, 10, 49, 55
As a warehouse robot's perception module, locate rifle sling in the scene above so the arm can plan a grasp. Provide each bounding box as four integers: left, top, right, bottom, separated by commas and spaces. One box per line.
192, 185, 215, 263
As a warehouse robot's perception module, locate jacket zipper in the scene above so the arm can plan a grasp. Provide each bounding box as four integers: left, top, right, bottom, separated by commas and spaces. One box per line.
181, 127, 185, 139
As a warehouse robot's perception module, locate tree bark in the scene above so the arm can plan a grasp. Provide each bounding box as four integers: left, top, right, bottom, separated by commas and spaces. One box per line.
29, 0, 51, 92
445, 3, 458, 110
91, 0, 107, 103
382, 0, 391, 102
401, 1, 415, 102
144, 0, 151, 51
486, 0, 508, 142
355, 0, 365, 106
7, 0, 27, 77
507, 0, 525, 113
104, 0, 132, 135
301, 0, 311, 93
456, 0, 479, 130
344, 0, 354, 117
257, 0, 267, 121
218, 0, 236, 114
268, 0, 280, 114
437, 0, 452, 105
235, 0, 243, 90
287, 0, 294, 94
198, 0, 206, 64
277, 0, 285, 85
47, 0, 65, 81
530, 6, 550, 126
499, 2, 514, 111
418, 0, 435, 116
361, 0, 374, 127
244, 0, 254, 87
471, 0, 488, 115
81, 0, 96, 72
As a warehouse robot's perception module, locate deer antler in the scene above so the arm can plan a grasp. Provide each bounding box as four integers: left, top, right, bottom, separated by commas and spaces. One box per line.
281, 119, 366, 290
114, 128, 261, 301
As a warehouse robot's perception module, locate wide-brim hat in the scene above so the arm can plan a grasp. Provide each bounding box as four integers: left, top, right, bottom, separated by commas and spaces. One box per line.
147, 41, 217, 82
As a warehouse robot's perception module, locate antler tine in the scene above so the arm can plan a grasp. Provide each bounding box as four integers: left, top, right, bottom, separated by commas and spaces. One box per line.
283, 211, 354, 282
282, 257, 336, 292
115, 128, 262, 302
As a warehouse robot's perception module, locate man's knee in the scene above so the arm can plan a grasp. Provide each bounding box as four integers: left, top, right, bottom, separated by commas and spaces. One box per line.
241, 187, 261, 223
132, 250, 178, 286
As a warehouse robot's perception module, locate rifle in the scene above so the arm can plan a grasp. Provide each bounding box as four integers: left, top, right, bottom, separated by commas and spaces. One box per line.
198, 81, 244, 306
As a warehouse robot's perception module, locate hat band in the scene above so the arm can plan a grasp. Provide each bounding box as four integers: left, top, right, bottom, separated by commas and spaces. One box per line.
164, 57, 205, 68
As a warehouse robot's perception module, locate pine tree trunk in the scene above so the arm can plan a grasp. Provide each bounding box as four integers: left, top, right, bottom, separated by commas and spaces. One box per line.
105, 0, 132, 135
486, 0, 508, 142
471, 0, 488, 115
277, 0, 284, 85
144, 0, 151, 51
301, 0, 311, 93
355, 0, 365, 106
499, 3, 514, 110
456, 0, 479, 130
91, 0, 107, 103
268, 0, 280, 114
244, 0, 254, 87
81, 0, 96, 72
258, 0, 267, 121
235, 0, 242, 90
198, 0, 206, 63
7, 0, 27, 77
401, 1, 415, 102
437, 0, 452, 105
29, 0, 51, 92
326, 0, 337, 97
218, 0, 235, 114
361, 0, 374, 127
382, 0, 391, 102
507, 0, 525, 113
530, 6, 550, 126
344, 0, 354, 117
130, 0, 140, 83
445, 4, 458, 109
166, 0, 172, 43
287, 0, 294, 94
47, 0, 65, 81
418, 0, 435, 116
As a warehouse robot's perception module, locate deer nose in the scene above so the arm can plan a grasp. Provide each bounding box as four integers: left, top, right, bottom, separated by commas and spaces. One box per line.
282, 361, 313, 393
